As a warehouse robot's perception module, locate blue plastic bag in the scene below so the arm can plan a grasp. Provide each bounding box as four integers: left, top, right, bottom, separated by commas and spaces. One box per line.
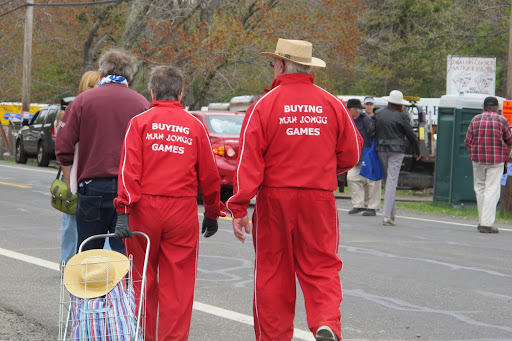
359, 139, 386, 181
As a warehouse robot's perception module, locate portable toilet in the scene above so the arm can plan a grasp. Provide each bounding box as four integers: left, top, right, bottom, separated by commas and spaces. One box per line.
433, 93, 506, 205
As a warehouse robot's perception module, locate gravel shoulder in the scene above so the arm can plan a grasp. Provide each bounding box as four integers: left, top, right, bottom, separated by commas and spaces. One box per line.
0, 306, 55, 341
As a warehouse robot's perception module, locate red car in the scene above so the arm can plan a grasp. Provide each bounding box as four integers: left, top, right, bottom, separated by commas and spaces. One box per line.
190, 111, 245, 202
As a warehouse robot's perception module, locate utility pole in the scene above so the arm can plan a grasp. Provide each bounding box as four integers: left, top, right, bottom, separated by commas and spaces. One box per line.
500, 0, 512, 216
508, 0, 512, 100
21, 0, 34, 122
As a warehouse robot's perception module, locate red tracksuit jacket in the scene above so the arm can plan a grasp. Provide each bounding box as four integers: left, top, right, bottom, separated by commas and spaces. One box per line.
114, 100, 222, 219
226, 73, 363, 218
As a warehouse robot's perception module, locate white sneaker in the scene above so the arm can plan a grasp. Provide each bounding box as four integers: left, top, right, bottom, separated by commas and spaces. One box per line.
316, 325, 339, 341
383, 217, 396, 226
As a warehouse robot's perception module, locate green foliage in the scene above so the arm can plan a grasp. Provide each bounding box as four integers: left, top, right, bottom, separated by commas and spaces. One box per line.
395, 200, 512, 223
0, 0, 511, 104
343, 0, 511, 98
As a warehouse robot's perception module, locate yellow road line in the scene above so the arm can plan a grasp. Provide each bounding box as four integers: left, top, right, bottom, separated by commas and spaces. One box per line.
198, 212, 252, 223
0, 181, 31, 188
198, 212, 232, 221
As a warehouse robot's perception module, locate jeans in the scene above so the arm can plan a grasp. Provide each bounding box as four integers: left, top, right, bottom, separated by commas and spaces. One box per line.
60, 213, 77, 263
76, 178, 125, 254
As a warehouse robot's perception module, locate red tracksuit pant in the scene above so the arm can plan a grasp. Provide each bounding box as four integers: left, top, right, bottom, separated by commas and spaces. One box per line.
126, 195, 199, 341
252, 187, 343, 341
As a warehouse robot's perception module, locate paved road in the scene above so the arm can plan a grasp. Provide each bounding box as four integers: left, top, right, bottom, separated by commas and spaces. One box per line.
0, 161, 511, 340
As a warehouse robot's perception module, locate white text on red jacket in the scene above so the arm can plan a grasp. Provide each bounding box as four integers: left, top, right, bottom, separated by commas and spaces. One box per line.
147, 123, 192, 154
280, 105, 327, 135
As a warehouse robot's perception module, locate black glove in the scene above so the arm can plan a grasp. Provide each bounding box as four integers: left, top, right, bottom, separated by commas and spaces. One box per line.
114, 213, 132, 239
201, 216, 218, 238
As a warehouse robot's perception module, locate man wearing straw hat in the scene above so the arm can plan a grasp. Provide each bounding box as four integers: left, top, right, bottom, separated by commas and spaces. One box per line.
374, 90, 420, 226
227, 38, 363, 341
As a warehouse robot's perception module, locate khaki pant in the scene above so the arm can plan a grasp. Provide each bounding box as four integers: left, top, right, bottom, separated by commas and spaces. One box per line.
347, 164, 381, 210
472, 161, 504, 227
377, 151, 404, 219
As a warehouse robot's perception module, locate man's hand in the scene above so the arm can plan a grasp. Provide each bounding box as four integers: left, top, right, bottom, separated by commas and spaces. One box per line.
202, 216, 218, 238
232, 215, 250, 243
414, 154, 421, 161
114, 213, 132, 239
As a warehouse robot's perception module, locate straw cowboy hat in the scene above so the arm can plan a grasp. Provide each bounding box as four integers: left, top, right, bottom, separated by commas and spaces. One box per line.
64, 249, 130, 299
260, 38, 326, 67
382, 90, 409, 105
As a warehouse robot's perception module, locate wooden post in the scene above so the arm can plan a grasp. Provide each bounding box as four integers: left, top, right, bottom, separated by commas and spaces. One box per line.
508, 0, 512, 100
21, 0, 34, 122
499, 0, 512, 217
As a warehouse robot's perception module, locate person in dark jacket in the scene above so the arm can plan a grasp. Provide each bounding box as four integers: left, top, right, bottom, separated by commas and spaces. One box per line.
346, 98, 381, 216
375, 90, 420, 226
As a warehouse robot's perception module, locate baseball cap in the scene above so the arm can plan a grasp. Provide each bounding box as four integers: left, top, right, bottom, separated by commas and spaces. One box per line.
363, 96, 374, 104
346, 99, 363, 109
483, 96, 499, 107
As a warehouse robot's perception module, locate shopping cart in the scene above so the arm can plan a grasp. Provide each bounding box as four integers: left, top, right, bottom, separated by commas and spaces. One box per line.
58, 232, 150, 341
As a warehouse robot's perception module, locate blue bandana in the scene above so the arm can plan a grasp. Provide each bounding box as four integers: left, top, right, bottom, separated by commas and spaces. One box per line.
97, 75, 128, 87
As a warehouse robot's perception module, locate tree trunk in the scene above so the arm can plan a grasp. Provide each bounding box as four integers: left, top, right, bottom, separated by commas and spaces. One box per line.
83, 5, 117, 72
120, 0, 154, 51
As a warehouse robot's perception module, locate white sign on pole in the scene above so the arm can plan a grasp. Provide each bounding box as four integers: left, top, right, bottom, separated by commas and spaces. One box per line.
446, 55, 496, 95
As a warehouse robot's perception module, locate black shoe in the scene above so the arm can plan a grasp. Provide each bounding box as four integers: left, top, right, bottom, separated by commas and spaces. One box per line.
316, 326, 339, 341
479, 225, 499, 233
363, 209, 376, 216
348, 207, 365, 215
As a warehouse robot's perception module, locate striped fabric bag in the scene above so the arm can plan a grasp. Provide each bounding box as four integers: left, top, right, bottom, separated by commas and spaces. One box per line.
70, 281, 143, 341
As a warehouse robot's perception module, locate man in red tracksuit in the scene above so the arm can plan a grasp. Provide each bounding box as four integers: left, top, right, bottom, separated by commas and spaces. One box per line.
227, 38, 363, 341
113, 65, 223, 341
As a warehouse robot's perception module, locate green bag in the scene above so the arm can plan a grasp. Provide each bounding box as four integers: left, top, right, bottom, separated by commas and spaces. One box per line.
50, 168, 78, 215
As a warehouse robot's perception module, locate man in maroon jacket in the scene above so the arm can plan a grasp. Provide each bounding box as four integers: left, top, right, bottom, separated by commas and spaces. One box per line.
55, 49, 149, 254
227, 38, 363, 341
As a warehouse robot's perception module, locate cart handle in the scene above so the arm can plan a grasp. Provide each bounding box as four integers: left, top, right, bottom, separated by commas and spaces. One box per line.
78, 232, 149, 253
77, 232, 150, 340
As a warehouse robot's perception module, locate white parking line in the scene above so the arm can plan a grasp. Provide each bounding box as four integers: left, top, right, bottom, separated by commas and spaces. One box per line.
0, 246, 314, 341
0, 247, 59, 271
193, 302, 313, 340
338, 208, 512, 232
0, 163, 57, 174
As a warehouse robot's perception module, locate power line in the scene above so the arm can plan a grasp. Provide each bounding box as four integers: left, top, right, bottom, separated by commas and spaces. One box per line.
0, 0, 130, 18
0, 0, 17, 7
34, 0, 130, 7
0, 4, 25, 17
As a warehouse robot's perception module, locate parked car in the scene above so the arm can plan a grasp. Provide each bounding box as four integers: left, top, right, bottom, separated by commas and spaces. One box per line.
15, 104, 60, 166
15, 97, 74, 167
189, 111, 245, 202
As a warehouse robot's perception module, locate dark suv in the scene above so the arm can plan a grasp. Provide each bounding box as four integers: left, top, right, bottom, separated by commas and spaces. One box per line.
15, 104, 60, 166
15, 97, 74, 167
